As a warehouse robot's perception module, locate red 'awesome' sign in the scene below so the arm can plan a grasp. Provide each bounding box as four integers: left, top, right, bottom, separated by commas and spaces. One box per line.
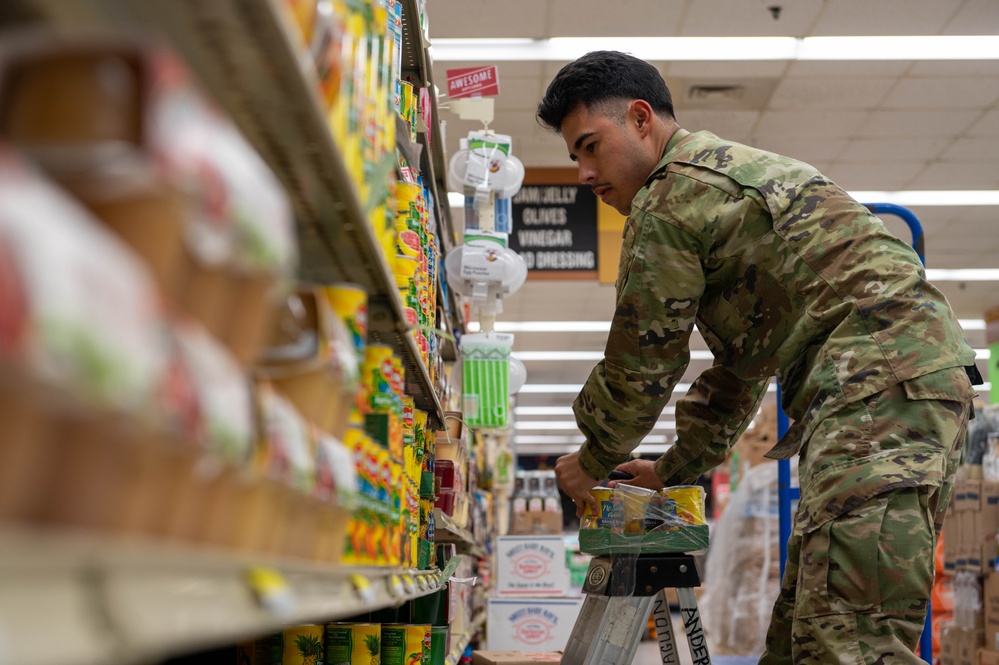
446, 65, 500, 99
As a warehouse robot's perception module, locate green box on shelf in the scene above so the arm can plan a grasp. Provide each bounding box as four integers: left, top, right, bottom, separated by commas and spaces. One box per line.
577, 524, 710, 556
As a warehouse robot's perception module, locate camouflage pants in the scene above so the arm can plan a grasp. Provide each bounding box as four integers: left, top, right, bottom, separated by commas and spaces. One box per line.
759, 367, 974, 664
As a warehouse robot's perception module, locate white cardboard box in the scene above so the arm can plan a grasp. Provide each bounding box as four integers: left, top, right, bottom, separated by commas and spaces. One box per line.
495, 536, 569, 597
486, 598, 583, 652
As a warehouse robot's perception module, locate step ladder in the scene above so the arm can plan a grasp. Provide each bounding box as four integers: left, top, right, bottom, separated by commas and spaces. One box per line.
563, 553, 710, 665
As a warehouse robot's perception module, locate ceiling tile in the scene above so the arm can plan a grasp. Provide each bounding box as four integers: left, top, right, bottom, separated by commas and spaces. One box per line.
756, 110, 868, 138
837, 138, 950, 163
431, 60, 546, 79
491, 77, 546, 111
810, 0, 960, 36
425, 0, 550, 37
546, 0, 686, 37
680, 110, 760, 138
665, 61, 789, 79
906, 162, 999, 189
751, 137, 847, 163
784, 61, 910, 79
968, 111, 999, 138
940, 0, 999, 35
769, 77, 894, 110
679, 0, 823, 36
881, 78, 999, 110
939, 138, 999, 163
907, 61, 999, 78
859, 110, 979, 138
824, 161, 925, 190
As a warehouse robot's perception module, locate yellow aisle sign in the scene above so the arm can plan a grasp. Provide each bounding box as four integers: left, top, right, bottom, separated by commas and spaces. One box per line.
597, 199, 628, 285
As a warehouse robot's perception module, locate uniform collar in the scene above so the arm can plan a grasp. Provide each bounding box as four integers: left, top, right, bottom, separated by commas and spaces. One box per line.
645, 127, 691, 186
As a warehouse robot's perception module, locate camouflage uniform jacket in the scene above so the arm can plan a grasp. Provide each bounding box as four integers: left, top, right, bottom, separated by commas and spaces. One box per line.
574, 129, 976, 485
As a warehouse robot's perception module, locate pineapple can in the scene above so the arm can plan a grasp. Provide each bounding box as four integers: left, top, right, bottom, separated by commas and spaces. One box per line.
324, 623, 381, 664
283, 625, 324, 665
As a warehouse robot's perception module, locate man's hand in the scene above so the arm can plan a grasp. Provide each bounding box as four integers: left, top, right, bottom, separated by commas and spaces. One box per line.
554, 451, 602, 518
607, 459, 664, 491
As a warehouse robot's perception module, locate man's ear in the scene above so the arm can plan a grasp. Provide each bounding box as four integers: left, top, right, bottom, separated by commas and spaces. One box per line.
630, 99, 655, 136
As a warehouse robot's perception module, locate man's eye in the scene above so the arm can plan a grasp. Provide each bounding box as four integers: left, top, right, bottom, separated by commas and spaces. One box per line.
586, 142, 596, 153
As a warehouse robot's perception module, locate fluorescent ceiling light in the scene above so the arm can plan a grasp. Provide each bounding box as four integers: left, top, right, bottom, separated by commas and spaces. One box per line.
514, 420, 676, 431
469, 321, 612, 332
926, 270, 999, 281
513, 435, 671, 445
514, 406, 677, 416
512, 350, 713, 361
432, 36, 999, 62
448, 192, 465, 208
853, 190, 999, 206
519, 381, 778, 394
978, 349, 991, 360
474, 319, 988, 335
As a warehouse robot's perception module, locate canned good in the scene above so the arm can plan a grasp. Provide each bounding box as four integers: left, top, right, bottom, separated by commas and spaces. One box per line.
381, 624, 430, 665
322, 283, 368, 365
283, 625, 325, 665
580, 487, 615, 529
661, 485, 707, 526
325, 623, 381, 665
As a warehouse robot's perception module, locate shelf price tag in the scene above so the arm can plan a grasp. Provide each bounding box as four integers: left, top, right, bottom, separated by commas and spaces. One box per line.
387, 574, 405, 599
246, 567, 295, 617
350, 574, 376, 605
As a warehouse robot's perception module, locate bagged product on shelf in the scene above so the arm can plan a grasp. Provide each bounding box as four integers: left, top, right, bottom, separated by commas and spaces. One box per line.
314, 428, 357, 562
0, 141, 175, 527
459, 333, 512, 429
700, 462, 781, 657
0, 34, 297, 366
257, 288, 358, 439
159, 318, 254, 544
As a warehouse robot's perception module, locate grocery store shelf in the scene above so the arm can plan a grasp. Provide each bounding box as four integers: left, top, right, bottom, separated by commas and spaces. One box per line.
9, 0, 450, 427
447, 610, 487, 665
0, 528, 442, 665
434, 508, 485, 557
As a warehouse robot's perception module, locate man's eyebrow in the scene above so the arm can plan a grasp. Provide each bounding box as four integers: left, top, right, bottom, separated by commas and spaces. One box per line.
573, 131, 596, 152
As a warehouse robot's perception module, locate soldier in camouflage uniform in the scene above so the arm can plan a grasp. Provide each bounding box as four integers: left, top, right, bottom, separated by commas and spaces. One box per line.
541, 51, 980, 663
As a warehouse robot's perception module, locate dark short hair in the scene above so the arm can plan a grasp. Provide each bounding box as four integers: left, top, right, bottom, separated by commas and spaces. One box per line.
537, 51, 676, 132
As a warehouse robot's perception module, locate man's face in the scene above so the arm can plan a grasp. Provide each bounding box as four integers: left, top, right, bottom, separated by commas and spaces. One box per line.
561, 103, 656, 216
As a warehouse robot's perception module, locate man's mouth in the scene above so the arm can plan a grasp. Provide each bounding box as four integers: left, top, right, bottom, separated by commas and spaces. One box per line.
593, 186, 611, 201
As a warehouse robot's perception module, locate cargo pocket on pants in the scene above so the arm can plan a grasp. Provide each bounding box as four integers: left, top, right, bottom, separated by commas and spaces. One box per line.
797, 495, 888, 619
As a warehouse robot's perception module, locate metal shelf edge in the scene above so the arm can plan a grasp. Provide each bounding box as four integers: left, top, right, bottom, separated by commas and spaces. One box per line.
0, 529, 443, 665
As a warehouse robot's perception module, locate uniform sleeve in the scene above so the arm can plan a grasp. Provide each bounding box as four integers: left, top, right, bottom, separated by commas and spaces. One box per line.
573, 202, 706, 481
654, 365, 769, 486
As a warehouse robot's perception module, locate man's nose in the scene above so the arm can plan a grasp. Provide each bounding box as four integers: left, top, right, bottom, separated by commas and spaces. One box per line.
578, 162, 597, 185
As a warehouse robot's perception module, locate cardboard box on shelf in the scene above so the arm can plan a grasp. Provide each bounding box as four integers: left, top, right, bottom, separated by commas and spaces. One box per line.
959, 628, 986, 665
980, 648, 999, 665
943, 622, 957, 665
486, 598, 582, 653
985, 573, 999, 651
496, 536, 569, 597
472, 651, 563, 664
509, 511, 563, 536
